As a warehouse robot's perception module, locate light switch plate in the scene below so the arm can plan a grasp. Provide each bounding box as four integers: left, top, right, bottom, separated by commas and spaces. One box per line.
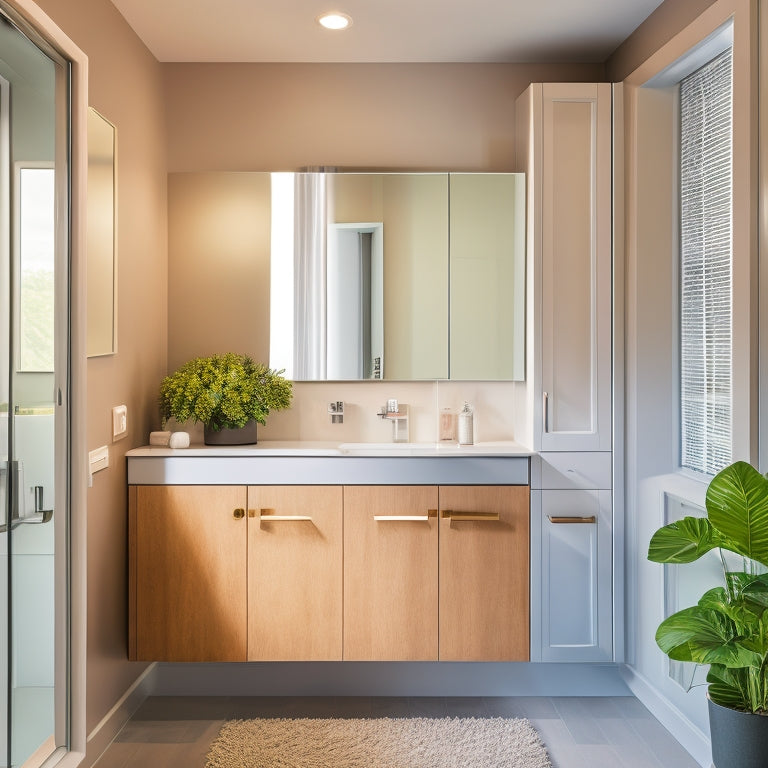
89, 445, 109, 474
112, 404, 127, 440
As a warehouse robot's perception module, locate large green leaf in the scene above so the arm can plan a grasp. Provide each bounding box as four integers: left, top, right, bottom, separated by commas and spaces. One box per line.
739, 573, 768, 612
706, 462, 768, 566
656, 606, 728, 661
647, 517, 730, 564
698, 586, 760, 630
707, 664, 752, 710
656, 606, 763, 668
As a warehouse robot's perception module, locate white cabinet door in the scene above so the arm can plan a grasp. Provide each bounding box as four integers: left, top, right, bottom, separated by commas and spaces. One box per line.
539, 83, 612, 451
532, 488, 613, 662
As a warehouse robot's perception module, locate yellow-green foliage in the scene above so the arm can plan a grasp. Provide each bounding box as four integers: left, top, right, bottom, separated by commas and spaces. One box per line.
159, 353, 293, 431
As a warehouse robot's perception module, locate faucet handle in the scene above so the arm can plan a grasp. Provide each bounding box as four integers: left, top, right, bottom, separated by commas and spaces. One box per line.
328, 401, 344, 424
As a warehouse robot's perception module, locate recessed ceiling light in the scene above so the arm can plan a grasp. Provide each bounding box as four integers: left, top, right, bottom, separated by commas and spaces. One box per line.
317, 12, 352, 30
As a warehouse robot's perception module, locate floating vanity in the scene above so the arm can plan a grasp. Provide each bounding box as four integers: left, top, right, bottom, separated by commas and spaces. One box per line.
126, 442, 534, 664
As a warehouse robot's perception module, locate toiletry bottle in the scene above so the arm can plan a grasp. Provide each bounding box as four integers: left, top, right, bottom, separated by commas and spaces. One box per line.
439, 407, 456, 442
458, 402, 474, 445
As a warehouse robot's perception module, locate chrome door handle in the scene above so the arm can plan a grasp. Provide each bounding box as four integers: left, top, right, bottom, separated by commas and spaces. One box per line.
12, 510, 53, 527
13, 485, 53, 526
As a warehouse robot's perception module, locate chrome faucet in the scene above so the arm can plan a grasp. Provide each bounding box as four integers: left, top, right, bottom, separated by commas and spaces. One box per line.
377, 399, 409, 442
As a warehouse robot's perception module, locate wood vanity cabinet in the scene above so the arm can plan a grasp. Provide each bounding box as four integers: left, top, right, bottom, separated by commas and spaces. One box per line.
344, 484, 529, 662
343, 485, 440, 661
129, 485, 249, 662
129, 484, 343, 662
129, 475, 530, 663
247, 485, 343, 661
439, 485, 529, 661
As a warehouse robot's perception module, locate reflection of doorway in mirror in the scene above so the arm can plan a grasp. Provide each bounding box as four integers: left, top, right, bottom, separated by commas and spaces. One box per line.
327, 223, 384, 380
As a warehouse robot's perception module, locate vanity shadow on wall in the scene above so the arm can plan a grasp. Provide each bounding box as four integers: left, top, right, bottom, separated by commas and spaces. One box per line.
167, 171, 525, 381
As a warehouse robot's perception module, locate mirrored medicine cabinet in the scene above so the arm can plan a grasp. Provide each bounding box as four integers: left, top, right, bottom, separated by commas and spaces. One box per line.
168, 171, 526, 382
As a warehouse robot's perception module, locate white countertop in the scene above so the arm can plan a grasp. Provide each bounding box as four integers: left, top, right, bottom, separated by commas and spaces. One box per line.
126, 440, 533, 484
126, 440, 534, 458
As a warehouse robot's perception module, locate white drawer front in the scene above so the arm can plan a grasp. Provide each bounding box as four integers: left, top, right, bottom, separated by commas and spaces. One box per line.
538, 451, 612, 490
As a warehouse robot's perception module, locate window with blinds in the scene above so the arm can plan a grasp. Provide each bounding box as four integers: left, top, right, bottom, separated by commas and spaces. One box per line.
679, 46, 733, 475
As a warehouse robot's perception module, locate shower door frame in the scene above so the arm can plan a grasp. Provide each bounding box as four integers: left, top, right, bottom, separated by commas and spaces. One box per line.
0, 1, 87, 766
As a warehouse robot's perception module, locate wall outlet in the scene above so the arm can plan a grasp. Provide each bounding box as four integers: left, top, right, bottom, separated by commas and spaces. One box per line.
112, 404, 127, 440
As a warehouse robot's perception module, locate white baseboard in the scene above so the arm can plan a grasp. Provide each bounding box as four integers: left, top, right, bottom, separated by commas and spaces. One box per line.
620, 665, 712, 768
151, 661, 631, 698
82, 664, 156, 768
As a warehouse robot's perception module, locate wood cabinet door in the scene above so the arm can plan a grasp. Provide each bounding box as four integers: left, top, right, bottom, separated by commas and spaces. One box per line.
247, 486, 343, 661
439, 485, 530, 661
343, 485, 439, 661
130, 485, 248, 661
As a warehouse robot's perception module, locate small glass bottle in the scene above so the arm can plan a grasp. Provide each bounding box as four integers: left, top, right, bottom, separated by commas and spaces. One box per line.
458, 401, 474, 445
439, 408, 456, 442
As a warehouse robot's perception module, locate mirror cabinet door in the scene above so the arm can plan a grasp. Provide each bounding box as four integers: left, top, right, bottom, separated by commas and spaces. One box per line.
167, 171, 525, 382
449, 173, 526, 381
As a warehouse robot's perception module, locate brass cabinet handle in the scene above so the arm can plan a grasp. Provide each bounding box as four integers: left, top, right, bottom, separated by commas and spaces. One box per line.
373, 510, 437, 522
441, 510, 500, 522
233, 508, 246, 519
547, 515, 596, 524
254, 508, 313, 522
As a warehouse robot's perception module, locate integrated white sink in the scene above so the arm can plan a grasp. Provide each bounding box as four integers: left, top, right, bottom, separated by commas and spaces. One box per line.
339, 442, 440, 455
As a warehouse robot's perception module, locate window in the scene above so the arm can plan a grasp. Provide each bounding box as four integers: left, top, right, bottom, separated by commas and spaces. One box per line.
679, 46, 733, 475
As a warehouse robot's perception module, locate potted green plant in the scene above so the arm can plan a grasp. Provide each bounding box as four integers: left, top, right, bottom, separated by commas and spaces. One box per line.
159, 353, 293, 445
648, 460, 768, 768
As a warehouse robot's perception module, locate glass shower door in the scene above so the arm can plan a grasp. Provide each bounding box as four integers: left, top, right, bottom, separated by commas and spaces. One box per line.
0, 11, 65, 766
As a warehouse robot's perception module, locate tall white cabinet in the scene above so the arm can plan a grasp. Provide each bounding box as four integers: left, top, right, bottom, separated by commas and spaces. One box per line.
516, 82, 617, 663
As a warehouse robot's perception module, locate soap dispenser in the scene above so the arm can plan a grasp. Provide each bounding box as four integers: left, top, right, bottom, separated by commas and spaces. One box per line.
458, 401, 474, 445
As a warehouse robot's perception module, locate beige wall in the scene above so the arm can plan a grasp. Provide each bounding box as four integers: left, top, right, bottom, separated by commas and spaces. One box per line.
606, 0, 719, 81
163, 62, 605, 173
33, 0, 168, 737
168, 172, 270, 371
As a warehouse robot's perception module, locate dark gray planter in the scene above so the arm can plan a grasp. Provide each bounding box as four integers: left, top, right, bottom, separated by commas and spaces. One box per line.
709, 695, 768, 768
203, 420, 258, 445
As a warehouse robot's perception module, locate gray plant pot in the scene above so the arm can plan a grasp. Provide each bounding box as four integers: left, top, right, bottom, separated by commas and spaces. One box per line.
203, 420, 258, 445
709, 695, 768, 768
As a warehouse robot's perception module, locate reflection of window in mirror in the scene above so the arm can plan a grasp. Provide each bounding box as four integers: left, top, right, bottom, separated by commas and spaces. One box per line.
16, 164, 55, 372
86, 107, 117, 357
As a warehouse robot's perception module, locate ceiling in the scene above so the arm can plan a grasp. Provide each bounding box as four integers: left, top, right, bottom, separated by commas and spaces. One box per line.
109, 0, 667, 64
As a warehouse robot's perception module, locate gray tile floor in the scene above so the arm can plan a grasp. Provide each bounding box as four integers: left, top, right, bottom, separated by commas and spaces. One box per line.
94, 696, 703, 768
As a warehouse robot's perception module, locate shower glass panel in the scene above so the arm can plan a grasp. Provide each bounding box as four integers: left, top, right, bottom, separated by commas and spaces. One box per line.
1, 10, 66, 767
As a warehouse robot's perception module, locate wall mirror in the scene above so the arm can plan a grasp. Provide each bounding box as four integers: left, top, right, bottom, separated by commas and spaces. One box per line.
86, 107, 116, 357
167, 171, 525, 381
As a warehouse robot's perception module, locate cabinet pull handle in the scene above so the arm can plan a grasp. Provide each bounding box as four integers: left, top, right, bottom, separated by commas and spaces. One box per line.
547, 515, 596, 524
257, 508, 313, 522
441, 510, 500, 522
233, 508, 246, 519
542, 391, 549, 433
374, 510, 437, 522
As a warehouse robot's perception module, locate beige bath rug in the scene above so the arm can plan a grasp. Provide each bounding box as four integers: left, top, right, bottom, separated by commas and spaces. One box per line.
204, 716, 552, 768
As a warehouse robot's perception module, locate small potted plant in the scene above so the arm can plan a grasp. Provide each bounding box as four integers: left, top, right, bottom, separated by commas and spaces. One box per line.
648, 461, 768, 768
159, 353, 293, 445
